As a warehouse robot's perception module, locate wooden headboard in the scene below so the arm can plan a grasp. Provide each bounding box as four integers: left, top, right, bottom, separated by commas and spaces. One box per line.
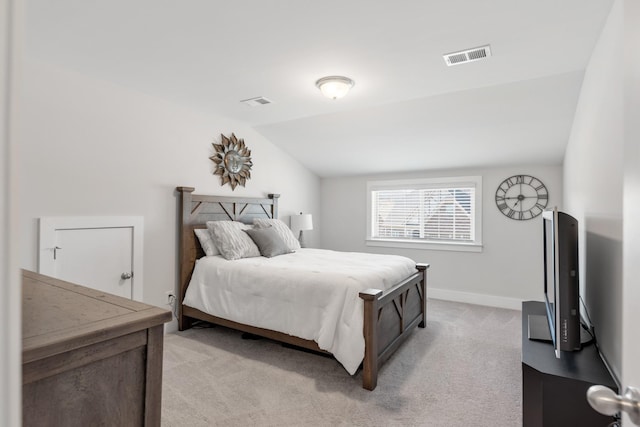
176, 186, 280, 329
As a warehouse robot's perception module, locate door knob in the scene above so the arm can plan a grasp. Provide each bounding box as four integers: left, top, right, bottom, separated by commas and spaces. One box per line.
121, 272, 133, 280
587, 385, 640, 425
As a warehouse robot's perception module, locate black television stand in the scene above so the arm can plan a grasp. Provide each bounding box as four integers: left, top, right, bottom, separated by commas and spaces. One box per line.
522, 301, 617, 427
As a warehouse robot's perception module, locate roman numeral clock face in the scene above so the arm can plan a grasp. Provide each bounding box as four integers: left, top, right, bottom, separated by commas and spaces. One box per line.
495, 175, 548, 220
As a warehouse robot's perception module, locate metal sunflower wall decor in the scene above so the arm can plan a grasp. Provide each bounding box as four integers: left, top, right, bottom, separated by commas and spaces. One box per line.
210, 133, 253, 190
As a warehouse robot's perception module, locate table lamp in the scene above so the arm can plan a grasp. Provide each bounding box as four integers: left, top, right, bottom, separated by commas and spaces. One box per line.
291, 212, 313, 248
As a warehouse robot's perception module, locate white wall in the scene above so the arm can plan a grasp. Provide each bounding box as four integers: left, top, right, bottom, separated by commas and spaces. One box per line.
320, 165, 563, 309
18, 58, 321, 330
563, 0, 623, 381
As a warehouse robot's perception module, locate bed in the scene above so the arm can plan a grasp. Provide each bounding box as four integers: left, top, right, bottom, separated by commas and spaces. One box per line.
176, 186, 429, 390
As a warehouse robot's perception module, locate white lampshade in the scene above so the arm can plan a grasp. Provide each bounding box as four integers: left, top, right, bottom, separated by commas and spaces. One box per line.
315, 76, 355, 100
291, 213, 313, 231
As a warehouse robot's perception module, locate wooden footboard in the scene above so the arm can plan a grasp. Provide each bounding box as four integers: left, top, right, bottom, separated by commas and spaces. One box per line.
360, 263, 429, 390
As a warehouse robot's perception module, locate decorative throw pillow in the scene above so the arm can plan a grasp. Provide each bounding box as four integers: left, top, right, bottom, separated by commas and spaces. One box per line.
252, 218, 301, 251
244, 226, 293, 258
206, 221, 261, 260
194, 228, 219, 256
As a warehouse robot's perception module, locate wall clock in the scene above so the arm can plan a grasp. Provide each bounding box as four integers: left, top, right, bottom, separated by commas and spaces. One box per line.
210, 133, 253, 190
495, 175, 548, 220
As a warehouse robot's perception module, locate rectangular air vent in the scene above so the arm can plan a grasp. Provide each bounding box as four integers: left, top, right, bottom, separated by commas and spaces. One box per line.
240, 96, 273, 107
443, 45, 491, 67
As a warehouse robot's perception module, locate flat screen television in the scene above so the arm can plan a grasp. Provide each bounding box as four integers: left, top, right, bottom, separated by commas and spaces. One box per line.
528, 208, 582, 357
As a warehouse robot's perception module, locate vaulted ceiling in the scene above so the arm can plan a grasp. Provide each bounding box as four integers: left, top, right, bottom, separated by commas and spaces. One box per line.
26, 0, 614, 177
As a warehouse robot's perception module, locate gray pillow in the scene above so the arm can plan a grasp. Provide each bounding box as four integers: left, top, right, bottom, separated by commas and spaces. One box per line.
252, 218, 301, 251
244, 226, 293, 258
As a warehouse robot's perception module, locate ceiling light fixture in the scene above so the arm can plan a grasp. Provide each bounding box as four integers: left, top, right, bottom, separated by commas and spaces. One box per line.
315, 76, 355, 99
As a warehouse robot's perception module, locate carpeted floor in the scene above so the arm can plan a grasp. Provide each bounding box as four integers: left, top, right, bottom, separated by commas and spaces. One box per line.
161, 299, 522, 426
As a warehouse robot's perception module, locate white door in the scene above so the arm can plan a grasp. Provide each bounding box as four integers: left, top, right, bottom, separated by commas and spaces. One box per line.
1, 0, 21, 424
39, 217, 144, 301
622, 157, 640, 425
53, 227, 134, 299
622, 1, 640, 424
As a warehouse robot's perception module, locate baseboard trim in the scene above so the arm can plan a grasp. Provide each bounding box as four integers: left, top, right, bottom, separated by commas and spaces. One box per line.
427, 287, 523, 311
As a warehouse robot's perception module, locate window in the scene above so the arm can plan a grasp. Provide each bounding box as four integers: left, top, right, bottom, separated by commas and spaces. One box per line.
366, 176, 482, 252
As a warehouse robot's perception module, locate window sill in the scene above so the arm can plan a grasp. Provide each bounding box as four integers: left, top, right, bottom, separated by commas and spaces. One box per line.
366, 239, 483, 253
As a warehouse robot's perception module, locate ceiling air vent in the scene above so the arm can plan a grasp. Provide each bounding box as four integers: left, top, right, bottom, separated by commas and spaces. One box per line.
240, 96, 273, 107
443, 45, 491, 67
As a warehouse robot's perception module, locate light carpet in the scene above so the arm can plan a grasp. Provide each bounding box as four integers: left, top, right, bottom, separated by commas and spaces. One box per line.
161, 299, 522, 426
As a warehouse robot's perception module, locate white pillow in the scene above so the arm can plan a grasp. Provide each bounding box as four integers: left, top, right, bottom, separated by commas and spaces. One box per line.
194, 228, 219, 256
252, 218, 301, 251
206, 221, 261, 260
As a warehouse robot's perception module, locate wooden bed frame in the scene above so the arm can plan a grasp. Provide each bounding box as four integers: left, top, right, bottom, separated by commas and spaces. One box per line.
176, 186, 429, 390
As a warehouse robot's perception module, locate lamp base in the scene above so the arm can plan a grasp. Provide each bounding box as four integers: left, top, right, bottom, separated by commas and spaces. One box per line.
298, 230, 307, 248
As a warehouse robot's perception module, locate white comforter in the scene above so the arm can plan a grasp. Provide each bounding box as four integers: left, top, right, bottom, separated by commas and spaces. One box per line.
183, 248, 417, 374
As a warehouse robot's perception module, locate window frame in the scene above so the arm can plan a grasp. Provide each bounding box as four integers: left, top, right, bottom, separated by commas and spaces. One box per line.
366, 176, 483, 252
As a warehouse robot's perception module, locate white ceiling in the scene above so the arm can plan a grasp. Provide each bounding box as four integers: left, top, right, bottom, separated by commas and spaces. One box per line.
25, 0, 614, 177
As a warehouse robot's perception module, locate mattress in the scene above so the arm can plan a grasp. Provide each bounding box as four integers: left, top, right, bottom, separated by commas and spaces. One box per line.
182, 248, 417, 374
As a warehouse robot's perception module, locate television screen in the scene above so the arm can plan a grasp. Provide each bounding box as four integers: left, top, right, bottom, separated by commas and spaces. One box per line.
542, 210, 557, 348
539, 208, 581, 358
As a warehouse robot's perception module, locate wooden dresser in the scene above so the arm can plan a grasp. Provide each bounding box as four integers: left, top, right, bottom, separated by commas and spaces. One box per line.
22, 270, 172, 427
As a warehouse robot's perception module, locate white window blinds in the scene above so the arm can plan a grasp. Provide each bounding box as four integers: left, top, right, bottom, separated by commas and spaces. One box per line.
368, 177, 482, 248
